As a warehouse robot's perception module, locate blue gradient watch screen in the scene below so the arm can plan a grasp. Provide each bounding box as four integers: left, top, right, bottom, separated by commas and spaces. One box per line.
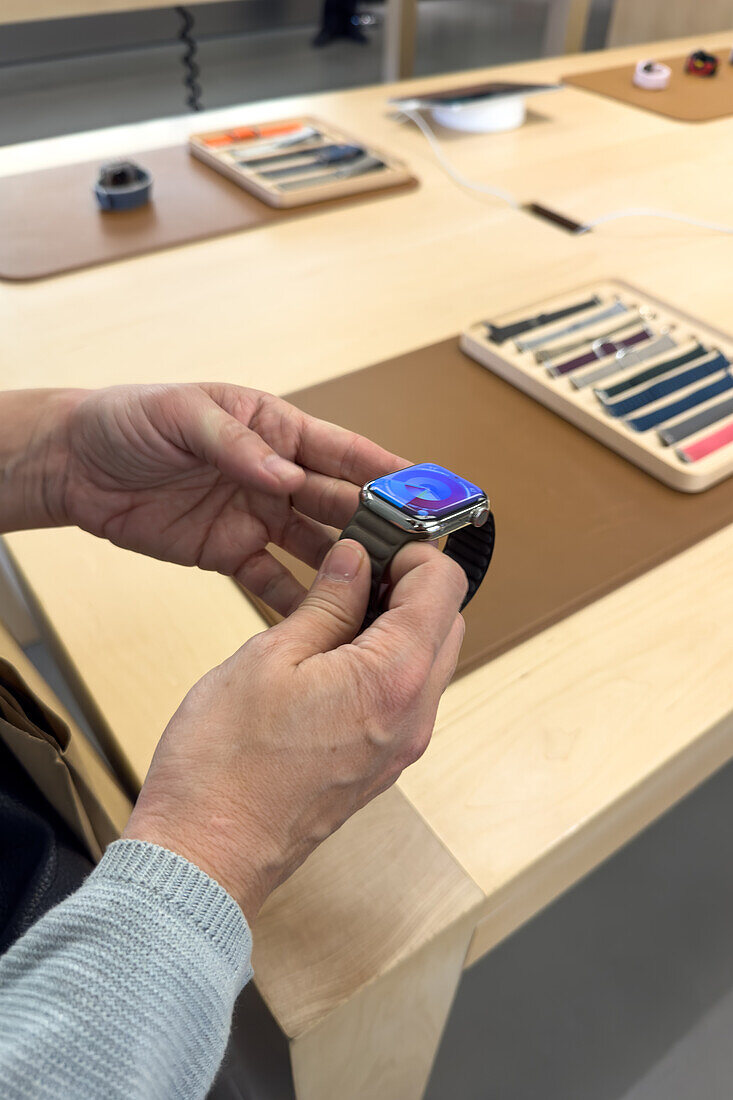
370, 463, 483, 519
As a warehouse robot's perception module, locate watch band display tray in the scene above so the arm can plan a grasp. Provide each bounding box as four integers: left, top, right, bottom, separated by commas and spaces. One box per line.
563, 54, 733, 123
461, 280, 733, 493
190, 115, 414, 209
248, 337, 733, 678
0, 142, 417, 282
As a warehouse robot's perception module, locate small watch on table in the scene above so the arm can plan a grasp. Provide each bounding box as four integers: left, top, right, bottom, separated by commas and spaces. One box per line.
340, 462, 495, 627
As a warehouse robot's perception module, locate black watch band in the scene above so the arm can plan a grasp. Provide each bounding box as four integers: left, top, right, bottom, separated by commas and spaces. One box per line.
340, 507, 495, 628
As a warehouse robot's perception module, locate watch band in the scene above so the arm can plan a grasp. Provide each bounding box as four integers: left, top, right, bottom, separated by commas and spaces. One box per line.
487, 295, 600, 345
443, 513, 496, 607
548, 326, 650, 377
626, 371, 733, 433
658, 391, 733, 446
685, 50, 718, 76
571, 331, 677, 390
538, 313, 642, 365
516, 299, 627, 354
339, 508, 495, 628
278, 155, 384, 192
594, 342, 708, 401
600, 351, 728, 419
633, 60, 671, 90
95, 160, 152, 212
677, 418, 733, 464
259, 145, 362, 179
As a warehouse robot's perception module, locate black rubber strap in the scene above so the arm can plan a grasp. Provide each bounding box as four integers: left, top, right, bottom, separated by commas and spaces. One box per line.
340, 507, 495, 628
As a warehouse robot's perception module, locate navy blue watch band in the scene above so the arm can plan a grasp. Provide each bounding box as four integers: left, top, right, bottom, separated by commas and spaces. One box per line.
626, 371, 733, 433
601, 351, 729, 419
594, 343, 709, 402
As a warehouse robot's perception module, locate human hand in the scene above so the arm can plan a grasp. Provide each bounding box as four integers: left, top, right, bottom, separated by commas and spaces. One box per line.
123, 538, 467, 919
39, 383, 406, 614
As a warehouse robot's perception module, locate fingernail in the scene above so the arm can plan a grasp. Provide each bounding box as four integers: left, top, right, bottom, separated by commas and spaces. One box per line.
321, 541, 364, 582
263, 453, 301, 483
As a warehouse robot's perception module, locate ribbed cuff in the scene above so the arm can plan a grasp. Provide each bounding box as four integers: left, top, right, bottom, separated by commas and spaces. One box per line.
90, 839, 253, 977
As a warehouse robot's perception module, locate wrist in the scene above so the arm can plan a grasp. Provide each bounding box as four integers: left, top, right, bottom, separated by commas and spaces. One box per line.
122, 799, 277, 922
0, 388, 85, 533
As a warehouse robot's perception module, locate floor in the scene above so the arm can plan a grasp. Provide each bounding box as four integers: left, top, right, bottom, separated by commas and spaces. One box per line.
202, 755, 733, 1100
0, 1, 611, 147
426, 756, 733, 1100
8, 3, 733, 1098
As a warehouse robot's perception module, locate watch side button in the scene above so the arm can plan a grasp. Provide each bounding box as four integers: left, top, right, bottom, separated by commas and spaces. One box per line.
472, 506, 489, 527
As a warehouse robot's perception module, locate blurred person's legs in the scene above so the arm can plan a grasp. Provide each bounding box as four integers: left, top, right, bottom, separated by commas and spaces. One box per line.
313, 0, 369, 47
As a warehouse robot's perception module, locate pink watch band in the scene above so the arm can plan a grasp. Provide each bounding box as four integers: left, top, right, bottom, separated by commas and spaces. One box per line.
677, 420, 733, 464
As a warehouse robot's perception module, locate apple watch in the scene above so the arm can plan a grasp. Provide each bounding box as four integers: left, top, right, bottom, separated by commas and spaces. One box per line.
339, 462, 495, 627
94, 160, 152, 211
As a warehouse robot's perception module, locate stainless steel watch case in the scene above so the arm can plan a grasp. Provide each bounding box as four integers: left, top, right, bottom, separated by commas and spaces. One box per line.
360, 483, 490, 539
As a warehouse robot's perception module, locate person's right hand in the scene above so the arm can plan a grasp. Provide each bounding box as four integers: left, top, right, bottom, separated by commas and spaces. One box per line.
123, 538, 467, 920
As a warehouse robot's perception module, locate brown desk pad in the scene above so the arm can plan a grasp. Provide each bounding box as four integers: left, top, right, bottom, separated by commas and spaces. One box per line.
0, 144, 417, 282
564, 54, 733, 123
253, 338, 733, 677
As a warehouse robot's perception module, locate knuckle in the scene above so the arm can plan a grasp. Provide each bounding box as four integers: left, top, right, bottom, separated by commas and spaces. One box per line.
224, 628, 288, 685
380, 659, 428, 717
405, 726, 432, 766
393, 723, 433, 771
303, 591, 358, 633
241, 628, 279, 664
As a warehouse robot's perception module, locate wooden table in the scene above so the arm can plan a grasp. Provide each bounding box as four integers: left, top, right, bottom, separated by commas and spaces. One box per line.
2, 31, 733, 1099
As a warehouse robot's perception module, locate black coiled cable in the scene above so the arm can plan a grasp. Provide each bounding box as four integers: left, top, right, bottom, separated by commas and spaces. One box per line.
175, 6, 203, 112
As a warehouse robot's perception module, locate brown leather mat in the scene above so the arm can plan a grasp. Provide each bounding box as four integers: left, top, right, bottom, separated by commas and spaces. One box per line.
564, 54, 733, 123
253, 338, 733, 677
0, 144, 417, 282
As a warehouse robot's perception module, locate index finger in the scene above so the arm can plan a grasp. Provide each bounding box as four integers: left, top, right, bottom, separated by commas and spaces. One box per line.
355, 542, 468, 664
295, 412, 409, 486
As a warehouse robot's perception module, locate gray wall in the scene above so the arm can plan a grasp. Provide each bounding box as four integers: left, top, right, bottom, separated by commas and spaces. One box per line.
0, 2, 321, 65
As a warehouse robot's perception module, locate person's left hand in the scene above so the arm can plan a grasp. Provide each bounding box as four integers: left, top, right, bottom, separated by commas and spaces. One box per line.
51, 383, 406, 614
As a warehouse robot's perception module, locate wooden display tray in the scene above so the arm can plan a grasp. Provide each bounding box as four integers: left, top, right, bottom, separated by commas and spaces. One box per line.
0, 141, 417, 282
189, 115, 413, 209
248, 336, 733, 677
461, 280, 733, 493
564, 54, 733, 123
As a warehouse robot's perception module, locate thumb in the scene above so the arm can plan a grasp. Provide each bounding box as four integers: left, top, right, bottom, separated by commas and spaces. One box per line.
279, 540, 370, 658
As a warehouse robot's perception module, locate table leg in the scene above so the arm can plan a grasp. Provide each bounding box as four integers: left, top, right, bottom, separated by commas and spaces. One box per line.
383, 0, 418, 82
288, 914, 474, 1100
542, 0, 592, 56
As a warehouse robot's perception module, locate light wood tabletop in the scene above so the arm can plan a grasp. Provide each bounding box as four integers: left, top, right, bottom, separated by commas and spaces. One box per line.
2, 31, 733, 1099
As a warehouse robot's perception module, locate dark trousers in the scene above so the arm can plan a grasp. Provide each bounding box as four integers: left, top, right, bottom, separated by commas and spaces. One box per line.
320, 0, 358, 34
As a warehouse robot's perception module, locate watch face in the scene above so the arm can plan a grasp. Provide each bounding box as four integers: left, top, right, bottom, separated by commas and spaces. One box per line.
369, 463, 484, 520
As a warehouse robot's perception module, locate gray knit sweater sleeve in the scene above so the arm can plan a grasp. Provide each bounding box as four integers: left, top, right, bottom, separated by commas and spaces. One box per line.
0, 839, 253, 1100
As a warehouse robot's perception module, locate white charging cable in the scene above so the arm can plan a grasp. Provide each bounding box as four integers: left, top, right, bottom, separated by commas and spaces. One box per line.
400, 107, 733, 236
583, 207, 733, 234
399, 107, 520, 209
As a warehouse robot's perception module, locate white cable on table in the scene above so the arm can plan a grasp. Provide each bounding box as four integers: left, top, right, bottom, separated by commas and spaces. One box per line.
399, 108, 520, 209
583, 207, 733, 234
401, 107, 733, 237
